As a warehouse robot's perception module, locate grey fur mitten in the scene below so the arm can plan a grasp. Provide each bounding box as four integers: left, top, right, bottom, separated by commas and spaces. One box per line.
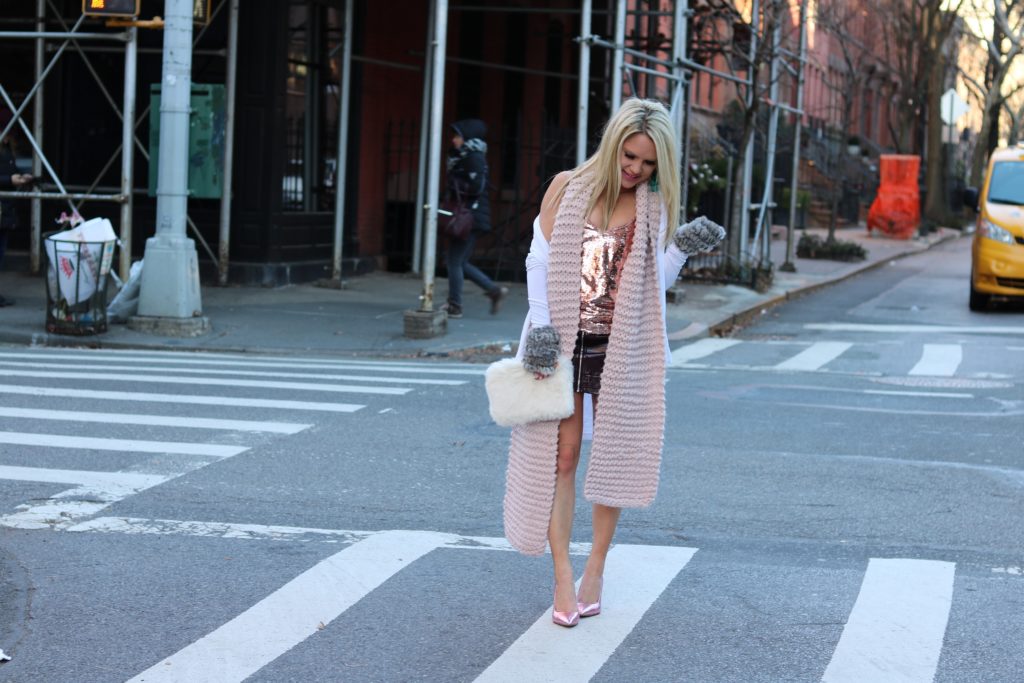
522, 325, 561, 377
673, 216, 726, 255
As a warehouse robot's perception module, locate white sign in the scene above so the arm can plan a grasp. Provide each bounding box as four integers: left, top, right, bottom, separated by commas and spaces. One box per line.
940, 88, 970, 125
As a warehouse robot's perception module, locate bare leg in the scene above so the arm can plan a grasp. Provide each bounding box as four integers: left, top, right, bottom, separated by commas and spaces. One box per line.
549, 392, 585, 614
580, 394, 621, 604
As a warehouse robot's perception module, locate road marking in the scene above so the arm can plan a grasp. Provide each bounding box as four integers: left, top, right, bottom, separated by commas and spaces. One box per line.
0, 369, 410, 395
823, 558, 955, 683
475, 544, 697, 683
0, 465, 167, 491
0, 350, 487, 375
670, 338, 741, 365
862, 390, 972, 399
0, 384, 363, 413
66, 516, 375, 543
0, 359, 466, 386
909, 344, 962, 376
0, 406, 310, 434
0, 431, 247, 458
806, 323, 1024, 335
775, 342, 853, 371
126, 530, 452, 683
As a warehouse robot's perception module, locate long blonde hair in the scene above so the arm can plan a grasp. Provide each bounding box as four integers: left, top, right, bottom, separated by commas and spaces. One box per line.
559, 98, 680, 242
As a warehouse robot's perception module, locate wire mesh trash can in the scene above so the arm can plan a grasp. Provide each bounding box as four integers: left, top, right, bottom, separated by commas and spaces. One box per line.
44, 233, 116, 335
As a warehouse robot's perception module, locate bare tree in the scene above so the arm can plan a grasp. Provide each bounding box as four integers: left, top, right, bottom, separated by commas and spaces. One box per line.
692, 0, 796, 264
814, 0, 879, 242
960, 0, 1024, 186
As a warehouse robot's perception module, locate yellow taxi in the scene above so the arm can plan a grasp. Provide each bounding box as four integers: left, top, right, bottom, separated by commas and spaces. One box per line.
966, 144, 1024, 310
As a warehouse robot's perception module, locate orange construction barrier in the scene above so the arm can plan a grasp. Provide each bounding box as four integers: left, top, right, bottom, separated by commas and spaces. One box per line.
867, 154, 920, 239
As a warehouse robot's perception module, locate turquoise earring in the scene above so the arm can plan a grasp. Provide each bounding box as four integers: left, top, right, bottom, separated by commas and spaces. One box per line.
648, 171, 659, 193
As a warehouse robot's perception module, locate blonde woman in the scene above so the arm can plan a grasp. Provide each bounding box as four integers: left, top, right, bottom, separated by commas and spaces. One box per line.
505, 98, 724, 627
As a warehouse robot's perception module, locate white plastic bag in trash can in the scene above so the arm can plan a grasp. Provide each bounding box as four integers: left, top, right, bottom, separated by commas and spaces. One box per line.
107, 259, 143, 323
44, 218, 117, 305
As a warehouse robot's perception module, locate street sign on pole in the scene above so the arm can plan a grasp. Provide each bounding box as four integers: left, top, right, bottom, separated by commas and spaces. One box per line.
939, 88, 969, 126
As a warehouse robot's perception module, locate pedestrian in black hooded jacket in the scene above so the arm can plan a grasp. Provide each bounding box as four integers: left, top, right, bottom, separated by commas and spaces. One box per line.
443, 118, 507, 318
0, 114, 33, 307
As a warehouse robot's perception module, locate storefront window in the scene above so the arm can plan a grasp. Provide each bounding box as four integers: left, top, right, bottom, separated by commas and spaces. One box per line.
284, 1, 343, 212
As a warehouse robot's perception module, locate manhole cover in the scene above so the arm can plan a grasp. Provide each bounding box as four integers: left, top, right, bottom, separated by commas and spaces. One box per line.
871, 377, 1012, 389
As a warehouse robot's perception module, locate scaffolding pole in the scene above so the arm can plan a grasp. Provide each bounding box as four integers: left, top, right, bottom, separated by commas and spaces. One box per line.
782, 0, 808, 273
611, 0, 625, 112
673, 0, 688, 223
330, 0, 353, 283
412, 1, 436, 276
119, 25, 137, 280
419, 0, 448, 312
217, 0, 238, 286
31, 0, 44, 274
576, 0, 592, 166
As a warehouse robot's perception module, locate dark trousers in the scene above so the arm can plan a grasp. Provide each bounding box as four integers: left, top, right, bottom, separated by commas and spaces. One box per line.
446, 231, 497, 306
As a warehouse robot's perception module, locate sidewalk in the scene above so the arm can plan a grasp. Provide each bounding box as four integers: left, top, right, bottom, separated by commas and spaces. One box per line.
0, 225, 961, 360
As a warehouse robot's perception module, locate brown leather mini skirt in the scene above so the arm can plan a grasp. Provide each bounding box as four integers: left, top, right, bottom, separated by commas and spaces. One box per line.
571, 330, 609, 395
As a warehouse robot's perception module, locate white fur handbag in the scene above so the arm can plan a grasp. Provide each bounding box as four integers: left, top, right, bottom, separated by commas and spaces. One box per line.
484, 355, 574, 427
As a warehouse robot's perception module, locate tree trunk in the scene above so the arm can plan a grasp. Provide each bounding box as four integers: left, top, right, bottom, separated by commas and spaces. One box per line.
923, 54, 948, 225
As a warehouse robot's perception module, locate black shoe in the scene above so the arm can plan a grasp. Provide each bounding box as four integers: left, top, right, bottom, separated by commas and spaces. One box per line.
0, 295, 14, 307
442, 302, 463, 318
487, 286, 508, 315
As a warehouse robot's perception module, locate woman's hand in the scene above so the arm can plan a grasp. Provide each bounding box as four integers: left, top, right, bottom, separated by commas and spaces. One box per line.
673, 216, 725, 255
522, 325, 561, 378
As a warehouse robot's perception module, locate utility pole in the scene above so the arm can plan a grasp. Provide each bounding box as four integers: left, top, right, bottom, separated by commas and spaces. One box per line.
131, 0, 209, 336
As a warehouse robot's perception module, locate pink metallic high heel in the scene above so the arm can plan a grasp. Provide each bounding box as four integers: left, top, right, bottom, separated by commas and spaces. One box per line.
552, 585, 580, 627
552, 607, 580, 627
577, 577, 603, 618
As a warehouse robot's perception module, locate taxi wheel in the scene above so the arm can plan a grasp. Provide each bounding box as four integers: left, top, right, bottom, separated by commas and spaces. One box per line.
969, 277, 991, 311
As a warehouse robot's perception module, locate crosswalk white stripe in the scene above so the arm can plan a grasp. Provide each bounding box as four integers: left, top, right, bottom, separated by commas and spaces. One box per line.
0, 350, 487, 375
671, 338, 741, 365
909, 344, 962, 376
0, 359, 467, 385
0, 384, 363, 413
0, 407, 310, 434
0, 431, 247, 457
775, 342, 853, 371
822, 558, 955, 683
807, 323, 1024, 335
0, 369, 410, 395
0, 464, 167, 490
126, 530, 452, 683
475, 544, 698, 683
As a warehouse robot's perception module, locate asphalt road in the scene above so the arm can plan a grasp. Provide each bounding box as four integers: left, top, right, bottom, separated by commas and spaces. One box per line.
0, 236, 1021, 682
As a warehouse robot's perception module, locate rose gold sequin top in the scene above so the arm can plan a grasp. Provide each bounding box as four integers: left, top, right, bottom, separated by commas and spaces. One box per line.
579, 218, 636, 335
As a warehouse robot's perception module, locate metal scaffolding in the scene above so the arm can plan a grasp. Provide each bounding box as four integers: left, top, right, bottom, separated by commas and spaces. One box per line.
579, 0, 808, 275
0, 0, 239, 283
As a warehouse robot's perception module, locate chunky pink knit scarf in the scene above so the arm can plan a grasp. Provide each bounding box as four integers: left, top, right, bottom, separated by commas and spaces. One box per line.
504, 174, 667, 556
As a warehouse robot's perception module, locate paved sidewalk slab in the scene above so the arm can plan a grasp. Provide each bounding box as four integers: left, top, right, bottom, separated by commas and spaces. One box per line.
0, 227, 961, 359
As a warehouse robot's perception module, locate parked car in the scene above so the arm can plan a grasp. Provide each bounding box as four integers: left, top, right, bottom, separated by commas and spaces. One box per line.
964, 144, 1024, 311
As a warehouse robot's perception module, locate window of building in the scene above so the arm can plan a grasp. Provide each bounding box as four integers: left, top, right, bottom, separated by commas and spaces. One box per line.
284, 0, 343, 212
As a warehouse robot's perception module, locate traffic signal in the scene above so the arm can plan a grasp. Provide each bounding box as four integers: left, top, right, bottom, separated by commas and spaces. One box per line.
81, 0, 139, 17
